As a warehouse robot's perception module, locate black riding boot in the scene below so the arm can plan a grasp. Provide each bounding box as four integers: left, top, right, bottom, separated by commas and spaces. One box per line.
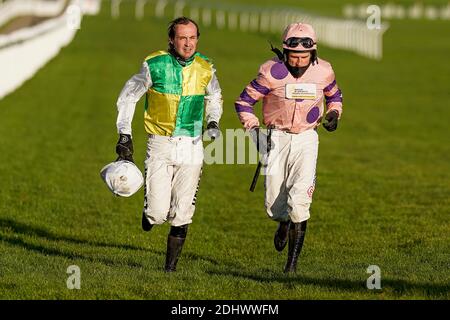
284, 221, 307, 273
165, 225, 188, 272
274, 220, 291, 252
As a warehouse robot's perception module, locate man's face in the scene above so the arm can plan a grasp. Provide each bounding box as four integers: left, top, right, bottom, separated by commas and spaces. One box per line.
170, 22, 198, 60
287, 51, 311, 68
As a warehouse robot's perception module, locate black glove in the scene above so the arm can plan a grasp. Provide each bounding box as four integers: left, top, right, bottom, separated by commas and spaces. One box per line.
206, 121, 220, 140
322, 110, 339, 132
116, 133, 134, 162
249, 127, 274, 155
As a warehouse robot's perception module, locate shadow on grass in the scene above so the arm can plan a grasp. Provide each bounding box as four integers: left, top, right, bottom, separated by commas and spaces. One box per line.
0, 218, 221, 268
206, 268, 449, 298
0, 218, 147, 251
0, 233, 144, 268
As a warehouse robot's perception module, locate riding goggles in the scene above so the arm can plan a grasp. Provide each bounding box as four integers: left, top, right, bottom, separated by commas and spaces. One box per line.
283, 37, 316, 49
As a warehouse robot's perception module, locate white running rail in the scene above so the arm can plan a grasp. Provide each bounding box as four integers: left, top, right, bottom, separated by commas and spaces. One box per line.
0, 0, 100, 100
148, 0, 389, 60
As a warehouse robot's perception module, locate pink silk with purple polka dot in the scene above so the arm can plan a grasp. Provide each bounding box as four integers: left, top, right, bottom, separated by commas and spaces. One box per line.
235, 57, 343, 134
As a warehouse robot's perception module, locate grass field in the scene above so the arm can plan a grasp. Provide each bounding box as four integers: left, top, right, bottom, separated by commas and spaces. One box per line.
0, 1, 449, 299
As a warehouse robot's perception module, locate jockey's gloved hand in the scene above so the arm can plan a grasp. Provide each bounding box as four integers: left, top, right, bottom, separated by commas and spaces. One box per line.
206, 121, 221, 140
323, 110, 339, 132
249, 127, 274, 155
116, 133, 134, 162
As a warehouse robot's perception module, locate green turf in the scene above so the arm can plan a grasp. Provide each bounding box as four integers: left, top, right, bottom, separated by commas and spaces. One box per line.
0, 1, 448, 299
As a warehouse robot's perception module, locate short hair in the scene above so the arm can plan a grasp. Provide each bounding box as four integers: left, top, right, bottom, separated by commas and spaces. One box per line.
168, 16, 200, 40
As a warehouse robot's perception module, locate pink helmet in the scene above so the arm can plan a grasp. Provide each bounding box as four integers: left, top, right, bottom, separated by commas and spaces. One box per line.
282, 23, 317, 51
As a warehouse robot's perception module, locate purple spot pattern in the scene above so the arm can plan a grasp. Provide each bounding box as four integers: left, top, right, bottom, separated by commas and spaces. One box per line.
270, 62, 289, 80
306, 106, 320, 123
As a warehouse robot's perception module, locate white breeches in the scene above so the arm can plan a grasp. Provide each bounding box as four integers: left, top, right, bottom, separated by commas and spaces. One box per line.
264, 129, 319, 223
143, 134, 203, 227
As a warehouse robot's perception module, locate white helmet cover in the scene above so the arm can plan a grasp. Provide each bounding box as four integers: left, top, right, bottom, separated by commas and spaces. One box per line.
100, 160, 144, 197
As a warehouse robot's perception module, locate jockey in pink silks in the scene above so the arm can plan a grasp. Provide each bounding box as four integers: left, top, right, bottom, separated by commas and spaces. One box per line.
235, 23, 343, 273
